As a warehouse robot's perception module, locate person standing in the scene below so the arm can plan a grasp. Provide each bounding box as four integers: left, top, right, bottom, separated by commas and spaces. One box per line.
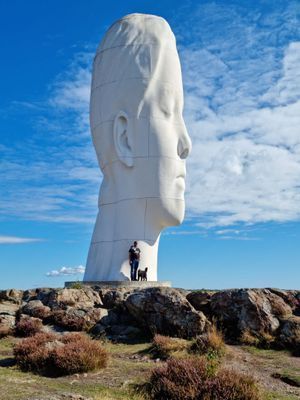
128, 241, 140, 281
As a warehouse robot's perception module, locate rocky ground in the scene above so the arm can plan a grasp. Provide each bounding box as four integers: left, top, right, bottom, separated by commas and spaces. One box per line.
0, 286, 299, 399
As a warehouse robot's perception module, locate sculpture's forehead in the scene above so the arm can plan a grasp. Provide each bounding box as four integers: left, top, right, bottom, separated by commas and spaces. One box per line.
97, 14, 176, 54
92, 45, 182, 90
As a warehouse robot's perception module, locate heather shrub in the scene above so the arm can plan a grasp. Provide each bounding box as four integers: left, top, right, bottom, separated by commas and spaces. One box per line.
206, 369, 261, 400
149, 334, 187, 360
14, 332, 108, 376
146, 357, 210, 399
190, 325, 226, 360
15, 317, 43, 337
143, 358, 261, 400
30, 306, 51, 320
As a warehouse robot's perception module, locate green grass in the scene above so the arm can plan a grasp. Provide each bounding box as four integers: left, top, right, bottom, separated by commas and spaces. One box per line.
1, 337, 299, 400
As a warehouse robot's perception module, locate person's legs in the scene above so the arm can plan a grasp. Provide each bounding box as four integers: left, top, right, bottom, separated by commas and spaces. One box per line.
133, 260, 139, 281
130, 261, 134, 281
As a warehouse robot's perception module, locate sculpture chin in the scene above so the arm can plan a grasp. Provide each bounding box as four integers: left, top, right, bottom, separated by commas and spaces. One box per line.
160, 198, 185, 228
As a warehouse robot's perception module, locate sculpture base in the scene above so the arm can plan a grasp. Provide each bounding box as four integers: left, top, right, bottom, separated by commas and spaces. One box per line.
65, 281, 172, 289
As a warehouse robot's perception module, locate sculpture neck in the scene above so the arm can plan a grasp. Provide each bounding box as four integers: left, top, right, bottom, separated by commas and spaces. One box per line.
84, 198, 161, 281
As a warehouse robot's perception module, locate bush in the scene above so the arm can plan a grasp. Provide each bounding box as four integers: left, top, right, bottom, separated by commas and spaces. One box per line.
14, 332, 108, 376
15, 317, 43, 337
68, 281, 83, 289
146, 357, 210, 399
190, 325, 226, 360
143, 358, 261, 400
149, 334, 187, 360
206, 369, 261, 400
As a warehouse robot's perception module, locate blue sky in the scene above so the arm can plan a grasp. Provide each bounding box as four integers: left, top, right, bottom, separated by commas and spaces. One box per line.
1, 0, 300, 290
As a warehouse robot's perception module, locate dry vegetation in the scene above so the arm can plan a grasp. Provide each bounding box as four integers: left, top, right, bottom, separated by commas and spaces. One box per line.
189, 324, 226, 360
14, 332, 108, 376
0, 330, 299, 400
149, 334, 188, 360
143, 357, 261, 400
14, 317, 43, 337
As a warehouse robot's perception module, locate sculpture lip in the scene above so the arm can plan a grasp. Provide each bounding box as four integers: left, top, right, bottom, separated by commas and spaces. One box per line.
176, 173, 186, 179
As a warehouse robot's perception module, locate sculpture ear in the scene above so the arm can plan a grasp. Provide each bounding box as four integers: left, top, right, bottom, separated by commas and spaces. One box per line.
113, 111, 133, 167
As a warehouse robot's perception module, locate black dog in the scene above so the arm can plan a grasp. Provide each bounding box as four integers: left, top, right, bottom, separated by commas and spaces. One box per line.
138, 267, 148, 281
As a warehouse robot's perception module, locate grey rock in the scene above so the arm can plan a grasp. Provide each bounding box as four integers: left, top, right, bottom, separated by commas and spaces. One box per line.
186, 291, 215, 315
210, 288, 293, 338
125, 287, 207, 339
279, 315, 300, 348
0, 301, 20, 316
45, 288, 102, 310
0, 289, 23, 304
22, 300, 51, 319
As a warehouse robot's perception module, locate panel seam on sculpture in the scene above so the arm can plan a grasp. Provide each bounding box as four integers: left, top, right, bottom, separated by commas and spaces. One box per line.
95, 43, 177, 57
91, 116, 185, 133
91, 77, 182, 92
90, 238, 157, 244
100, 156, 185, 171
99, 197, 185, 206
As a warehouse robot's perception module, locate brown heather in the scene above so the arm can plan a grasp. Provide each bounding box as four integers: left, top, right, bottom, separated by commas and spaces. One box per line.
14, 332, 108, 376
144, 358, 261, 400
14, 317, 43, 337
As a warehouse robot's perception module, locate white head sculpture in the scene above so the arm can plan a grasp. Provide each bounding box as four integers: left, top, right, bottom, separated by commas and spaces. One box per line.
83, 13, 191, 282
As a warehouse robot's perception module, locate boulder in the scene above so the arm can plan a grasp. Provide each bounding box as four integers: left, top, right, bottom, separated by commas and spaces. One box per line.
186, 291, 215, 315
22, 300, 51, 319
0, 301, 20, 316
268, 289, 300, 315
0, 315, 15, 336
125, 287, 207, 339
0, 300, 20, 333
279, 316, 300, 349
210, 289, 293, 338
43, 288, 102, 310
51, 306, 107, 331
98, 288, 132, 309
0, 289, 23, 304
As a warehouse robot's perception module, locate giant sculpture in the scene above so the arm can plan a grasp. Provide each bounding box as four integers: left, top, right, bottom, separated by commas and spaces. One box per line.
83, 13, 191, 282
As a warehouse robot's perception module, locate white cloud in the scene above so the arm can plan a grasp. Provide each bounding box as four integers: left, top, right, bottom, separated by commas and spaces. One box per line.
46, 265, 85, 277
179, 2, 300, 227
0, 236, 43, 244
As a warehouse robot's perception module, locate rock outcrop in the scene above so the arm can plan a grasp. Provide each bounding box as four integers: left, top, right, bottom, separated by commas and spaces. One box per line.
0, 286, 299, 350
125, 287, 207, 338
210, 288, 293, 337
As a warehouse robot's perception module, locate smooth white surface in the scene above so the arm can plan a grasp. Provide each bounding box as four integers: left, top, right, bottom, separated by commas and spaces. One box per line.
84, 13, 192, 282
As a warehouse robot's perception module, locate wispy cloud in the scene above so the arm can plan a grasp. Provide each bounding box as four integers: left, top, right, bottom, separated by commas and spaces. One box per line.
177, 1, 300, 227
0, 51, 100, 224
0, 236, 43, 244
46, 265, 85, 277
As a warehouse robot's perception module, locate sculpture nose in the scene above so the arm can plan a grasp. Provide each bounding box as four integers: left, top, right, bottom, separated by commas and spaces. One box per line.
177, 122, 192, 160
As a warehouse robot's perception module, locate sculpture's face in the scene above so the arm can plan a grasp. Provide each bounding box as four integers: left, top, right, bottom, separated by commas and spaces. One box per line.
91, 31, 191, 229
134, 57, 191, 227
